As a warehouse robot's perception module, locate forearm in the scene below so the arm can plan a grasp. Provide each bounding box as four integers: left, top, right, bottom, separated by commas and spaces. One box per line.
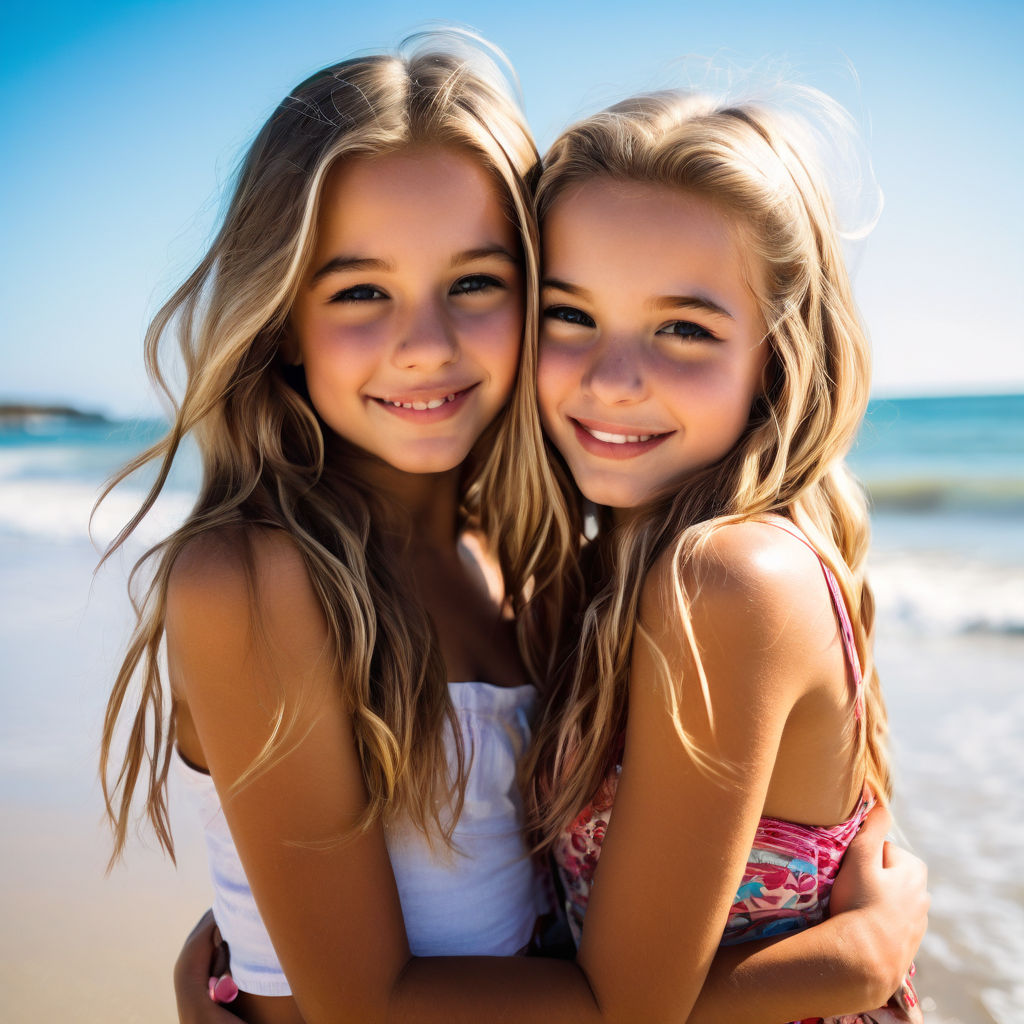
386, 954, 604, 1024
688, 913, 875, 1024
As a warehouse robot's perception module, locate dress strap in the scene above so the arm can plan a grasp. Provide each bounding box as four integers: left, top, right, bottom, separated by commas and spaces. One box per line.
758, 517, 864, 721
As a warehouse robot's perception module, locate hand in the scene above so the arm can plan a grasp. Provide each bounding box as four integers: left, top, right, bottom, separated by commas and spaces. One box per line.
830, 804, 929, 1005
174, 909, 241, 1023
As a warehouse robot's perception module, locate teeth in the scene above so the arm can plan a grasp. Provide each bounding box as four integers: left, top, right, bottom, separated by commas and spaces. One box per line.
387, 393, 456, 410
588, 428, 655, 444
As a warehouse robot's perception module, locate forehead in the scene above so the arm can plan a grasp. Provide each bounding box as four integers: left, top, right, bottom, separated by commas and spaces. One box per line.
314, 146, 516, 255
543, 177, 760, 299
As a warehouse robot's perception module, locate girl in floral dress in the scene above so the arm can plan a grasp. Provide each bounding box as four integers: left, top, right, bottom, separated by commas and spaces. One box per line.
526, 89, 924, 1023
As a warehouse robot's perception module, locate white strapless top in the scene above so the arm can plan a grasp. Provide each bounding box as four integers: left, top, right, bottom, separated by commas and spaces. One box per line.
175, 681, 546, 996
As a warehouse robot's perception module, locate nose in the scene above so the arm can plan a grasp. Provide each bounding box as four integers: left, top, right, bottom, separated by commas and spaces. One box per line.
582, 336, 647, 406
392, 297, 459, 371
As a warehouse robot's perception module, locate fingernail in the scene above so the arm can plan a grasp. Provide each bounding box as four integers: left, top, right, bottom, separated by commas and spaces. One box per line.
213, 975, 239, 1004
208, 977, 217, 1001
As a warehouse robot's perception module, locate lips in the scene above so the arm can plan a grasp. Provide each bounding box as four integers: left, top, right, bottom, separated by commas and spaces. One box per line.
570, 417, 674, 459
370, 383, 478, 421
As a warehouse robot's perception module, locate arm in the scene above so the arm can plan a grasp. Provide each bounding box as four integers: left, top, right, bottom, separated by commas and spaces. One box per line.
168, 530, 415, 1023
176, 819, 927, 1024
690, 804, 929, 1022
171, 527, 920, 1024
579, 524, 927, 1023
562, 525, 831, 1022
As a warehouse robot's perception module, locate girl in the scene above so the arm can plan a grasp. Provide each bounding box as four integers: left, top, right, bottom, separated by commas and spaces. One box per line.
523, 91, 924, 1021
102, 33, 565, 1020
109, 36, 925, 1024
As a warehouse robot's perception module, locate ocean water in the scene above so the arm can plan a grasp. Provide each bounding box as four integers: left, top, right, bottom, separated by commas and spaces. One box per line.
849, 394, 1024, 639
1, 394, 1021, 1022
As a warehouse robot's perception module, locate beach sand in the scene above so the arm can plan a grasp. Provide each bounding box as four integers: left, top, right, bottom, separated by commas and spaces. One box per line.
0, 534, 212, 1022
0, 797, 209, 1022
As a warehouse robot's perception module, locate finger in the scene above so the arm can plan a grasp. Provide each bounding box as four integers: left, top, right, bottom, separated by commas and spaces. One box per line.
175, 910, 235, 1022
882, 840, 927, 886
881, 837, 896, 869
176, 909, 219, 987
845, 803, 892, 868
210, 974, 239, 1004
210, 934, 230, 980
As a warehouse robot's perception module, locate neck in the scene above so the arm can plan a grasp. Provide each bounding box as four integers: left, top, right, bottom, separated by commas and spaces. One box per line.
355, 457, 463, 553
611, 504, 641, 528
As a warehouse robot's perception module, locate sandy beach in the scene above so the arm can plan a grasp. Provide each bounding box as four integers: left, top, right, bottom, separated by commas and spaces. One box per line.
0, 535, 211, 1022
0, 798, 209, 1021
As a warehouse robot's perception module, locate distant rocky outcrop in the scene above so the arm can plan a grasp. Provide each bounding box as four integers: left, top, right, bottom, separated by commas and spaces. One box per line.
0, 402, 109, 426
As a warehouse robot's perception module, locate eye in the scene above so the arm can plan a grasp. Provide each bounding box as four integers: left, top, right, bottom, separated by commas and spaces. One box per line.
657, 320, 718, 342
329, 284, 387, 303
543, 305, 596, 329
450, 274, 504, 296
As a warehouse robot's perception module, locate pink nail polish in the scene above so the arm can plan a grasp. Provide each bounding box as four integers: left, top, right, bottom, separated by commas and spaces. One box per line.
208, 977, 217, 1001
213, 975, 239, 1004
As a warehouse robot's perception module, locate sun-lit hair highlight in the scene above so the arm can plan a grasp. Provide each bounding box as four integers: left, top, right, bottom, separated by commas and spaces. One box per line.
98, 30, 576, 866
525, 89, 890, 849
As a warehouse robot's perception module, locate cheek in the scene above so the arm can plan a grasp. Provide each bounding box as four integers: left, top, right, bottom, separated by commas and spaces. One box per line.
298, 314, 383, 370
537, 341, 582, 408
477, 326, 523, 403
536, 350, 563, 432
468, 301, 524, 370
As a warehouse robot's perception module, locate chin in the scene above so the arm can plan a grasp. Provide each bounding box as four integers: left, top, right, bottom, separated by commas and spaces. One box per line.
577, 477, 652, 511
389, 446, 471, 476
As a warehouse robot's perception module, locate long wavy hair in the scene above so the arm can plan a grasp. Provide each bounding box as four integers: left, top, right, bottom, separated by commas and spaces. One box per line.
99, 32, 576, 864
525, 91, 890, 849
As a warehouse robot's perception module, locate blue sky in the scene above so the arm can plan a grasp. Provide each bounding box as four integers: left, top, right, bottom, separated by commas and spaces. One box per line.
2, 0, 1021, 416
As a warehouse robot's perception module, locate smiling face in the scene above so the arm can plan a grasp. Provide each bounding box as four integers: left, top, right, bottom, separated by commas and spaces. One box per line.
290, 146, 523, 476
537, 178, 769, 511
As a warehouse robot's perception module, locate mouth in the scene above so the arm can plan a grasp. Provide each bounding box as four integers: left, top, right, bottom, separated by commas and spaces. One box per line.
371, 384, 478, 420
571, 418, 674, 458
379, 393, 459, 411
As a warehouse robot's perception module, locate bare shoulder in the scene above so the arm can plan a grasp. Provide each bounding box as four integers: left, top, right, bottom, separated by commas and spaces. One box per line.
169, 525, 310, 596
166, 527, 329, 683
169, 526, 316, 618
640, 518, 831, 662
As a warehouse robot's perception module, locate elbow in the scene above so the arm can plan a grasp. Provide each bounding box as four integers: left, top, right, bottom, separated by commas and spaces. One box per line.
296, 966, 413, 1024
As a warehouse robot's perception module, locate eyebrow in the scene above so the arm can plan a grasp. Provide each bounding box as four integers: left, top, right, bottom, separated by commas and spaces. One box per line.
310, 256, 391, 284
543, 278, 735, 320
311, 245, 518, 286
658, 295, 734, 320
453, 245, 519, 268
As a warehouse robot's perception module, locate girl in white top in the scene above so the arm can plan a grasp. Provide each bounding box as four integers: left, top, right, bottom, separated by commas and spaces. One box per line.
102, 32, 926, 1024
103, 32, 559, 1021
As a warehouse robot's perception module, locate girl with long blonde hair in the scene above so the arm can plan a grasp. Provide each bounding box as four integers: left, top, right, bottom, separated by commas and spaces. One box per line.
103, 32, 567, 1021
109, 36, 926, 1024
522, 90, 924, 1021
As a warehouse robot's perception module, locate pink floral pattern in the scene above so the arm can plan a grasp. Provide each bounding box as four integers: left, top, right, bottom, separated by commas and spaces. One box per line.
723, 798, 872, 946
